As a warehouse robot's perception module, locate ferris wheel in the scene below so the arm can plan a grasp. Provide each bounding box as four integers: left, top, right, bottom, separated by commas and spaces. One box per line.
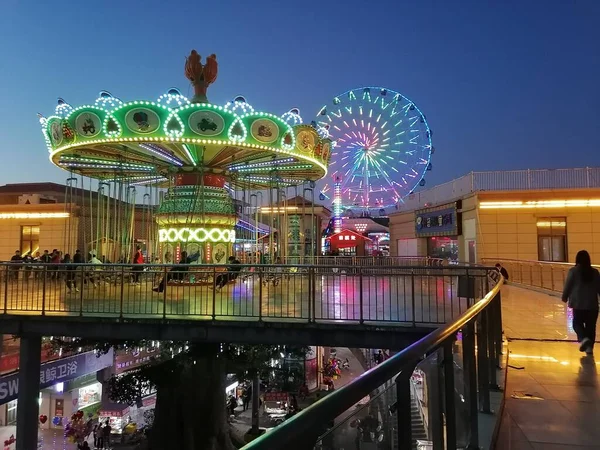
316, 86, 433, 213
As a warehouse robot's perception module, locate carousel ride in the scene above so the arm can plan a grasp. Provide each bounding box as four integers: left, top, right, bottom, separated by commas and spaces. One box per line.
39, 50, 332, 263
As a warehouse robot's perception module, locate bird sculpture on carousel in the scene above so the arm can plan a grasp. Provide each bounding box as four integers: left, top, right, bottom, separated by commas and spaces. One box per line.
185, 50, 218, 103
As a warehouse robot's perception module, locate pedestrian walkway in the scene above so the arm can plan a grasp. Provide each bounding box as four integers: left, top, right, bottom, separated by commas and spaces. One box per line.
230, 347, 366, 445
497, 284, 600, 449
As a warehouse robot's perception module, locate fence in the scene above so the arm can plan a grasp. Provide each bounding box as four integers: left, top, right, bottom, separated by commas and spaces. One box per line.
278, 256, 445, 267
242, 269, 504, 450
482, 258, 598, 294
0, 263, 494, 326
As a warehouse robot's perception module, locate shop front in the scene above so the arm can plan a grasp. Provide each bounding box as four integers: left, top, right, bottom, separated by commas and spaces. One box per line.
415, 202, 462, 263
0, 349, 114, 430
326, 229, 372, 256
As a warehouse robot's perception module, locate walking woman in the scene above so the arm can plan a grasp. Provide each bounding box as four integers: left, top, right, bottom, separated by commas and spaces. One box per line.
562, 250, 600, 354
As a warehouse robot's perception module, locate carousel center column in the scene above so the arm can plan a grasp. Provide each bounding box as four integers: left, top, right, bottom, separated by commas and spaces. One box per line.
155, 173, 237, 263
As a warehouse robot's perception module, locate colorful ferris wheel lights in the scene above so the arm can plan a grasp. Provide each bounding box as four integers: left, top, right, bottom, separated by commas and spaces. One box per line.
316, 86, 433, 212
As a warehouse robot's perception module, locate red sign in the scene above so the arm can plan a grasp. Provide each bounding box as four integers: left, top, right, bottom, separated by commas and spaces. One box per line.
99, 408, 130, 418
55, 399, 64, 417
0, 344, 74, 374
115, 348, 158, 374
264, 392, 288, 402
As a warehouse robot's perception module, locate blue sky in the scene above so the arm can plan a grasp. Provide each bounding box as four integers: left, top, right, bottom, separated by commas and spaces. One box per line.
0, 0, 598, 189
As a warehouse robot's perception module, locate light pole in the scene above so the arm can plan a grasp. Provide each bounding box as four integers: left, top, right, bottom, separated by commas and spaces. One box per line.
250, 192, 263, 262
304, 182, 316, 262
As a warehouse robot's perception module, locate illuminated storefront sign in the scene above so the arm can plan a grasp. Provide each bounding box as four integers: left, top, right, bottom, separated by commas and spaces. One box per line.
158, 227, 235, 243
0, 349, 114, 405
480, 199, 600, 209
415, 203, 461, 237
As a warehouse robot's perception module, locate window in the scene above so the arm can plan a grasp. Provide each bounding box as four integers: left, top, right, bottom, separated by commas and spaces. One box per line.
20, 226, 40, 255
537, 218, 567, 262
5, 400, 17, 425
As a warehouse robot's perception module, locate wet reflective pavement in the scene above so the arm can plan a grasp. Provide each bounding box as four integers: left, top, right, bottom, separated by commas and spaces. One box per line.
498, 285, 600, 449
1, 272, 476, 325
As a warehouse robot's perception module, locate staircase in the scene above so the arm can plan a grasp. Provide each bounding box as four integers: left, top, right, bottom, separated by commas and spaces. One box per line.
410, 396, 428, 449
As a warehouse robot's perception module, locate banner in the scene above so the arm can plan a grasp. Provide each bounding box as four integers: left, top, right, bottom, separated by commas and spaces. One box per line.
0, 349, 114, 405
0, 343, 76, 374
114, 347, 158, 375
415, 204, 461, 237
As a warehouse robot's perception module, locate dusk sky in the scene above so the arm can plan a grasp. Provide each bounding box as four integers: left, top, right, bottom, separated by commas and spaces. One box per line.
0, 0, 598, 190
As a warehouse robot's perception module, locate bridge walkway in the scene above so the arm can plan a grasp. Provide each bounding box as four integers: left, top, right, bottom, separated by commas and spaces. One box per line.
498, 284, 600, 449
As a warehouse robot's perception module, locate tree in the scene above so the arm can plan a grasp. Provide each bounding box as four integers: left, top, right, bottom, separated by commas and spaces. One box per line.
52, 338, 308, 450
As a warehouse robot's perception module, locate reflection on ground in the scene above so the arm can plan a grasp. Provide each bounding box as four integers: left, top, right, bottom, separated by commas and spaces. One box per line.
1, 272, 476, 325
499, 284, 600, 449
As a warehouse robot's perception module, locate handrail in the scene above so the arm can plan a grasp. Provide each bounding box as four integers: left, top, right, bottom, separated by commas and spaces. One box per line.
241, 273, 504, 449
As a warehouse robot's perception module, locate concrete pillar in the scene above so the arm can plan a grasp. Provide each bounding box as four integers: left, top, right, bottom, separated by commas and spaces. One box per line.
16, 335, 41, 450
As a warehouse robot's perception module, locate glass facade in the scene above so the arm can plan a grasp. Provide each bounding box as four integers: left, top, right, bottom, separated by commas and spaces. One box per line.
537, 218, 567, 262
427, 237, 459, 261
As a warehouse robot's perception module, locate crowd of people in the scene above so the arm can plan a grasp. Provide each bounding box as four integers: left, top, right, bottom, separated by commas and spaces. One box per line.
8, 248, 104, 291
6, 246, 244, 294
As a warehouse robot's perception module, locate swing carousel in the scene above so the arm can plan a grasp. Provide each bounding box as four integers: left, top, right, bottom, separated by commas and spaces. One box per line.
39, 50, 332, 263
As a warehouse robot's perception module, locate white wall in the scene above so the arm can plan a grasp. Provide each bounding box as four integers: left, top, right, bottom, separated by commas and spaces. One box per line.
397, 238, 418, 256
462, 218, 477, 262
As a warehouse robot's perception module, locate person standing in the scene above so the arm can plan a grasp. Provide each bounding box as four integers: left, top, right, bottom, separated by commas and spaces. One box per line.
132, 245, 144, 285
100, 421, 111, 449
9, 250, 22, 280
63, 254, 79, 293
73, 249, 84, 264
562, 250, 600, 355
242, 388, 251, 411
495, 263, 509, 281
51, 250, 62, 280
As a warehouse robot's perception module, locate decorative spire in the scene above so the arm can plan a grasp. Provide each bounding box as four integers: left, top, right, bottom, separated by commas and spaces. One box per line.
184, 50, 218, 104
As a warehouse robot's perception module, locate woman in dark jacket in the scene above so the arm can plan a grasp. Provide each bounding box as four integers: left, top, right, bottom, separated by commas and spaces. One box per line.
562, 250, 600, 354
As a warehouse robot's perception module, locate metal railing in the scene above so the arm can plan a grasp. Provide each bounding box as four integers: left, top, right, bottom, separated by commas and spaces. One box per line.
402, 167, 600, 210
242, 269, 504, 449
237, 256, 446, 267
482, 258, 593, 294
0, 263, 490, 326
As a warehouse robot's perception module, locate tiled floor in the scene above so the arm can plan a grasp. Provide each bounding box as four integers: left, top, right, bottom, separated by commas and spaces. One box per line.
497, 285, 600, 449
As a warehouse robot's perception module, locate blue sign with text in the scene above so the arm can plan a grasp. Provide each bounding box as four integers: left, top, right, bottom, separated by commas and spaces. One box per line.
0, 349, 114, 405
415, 206, 460, 237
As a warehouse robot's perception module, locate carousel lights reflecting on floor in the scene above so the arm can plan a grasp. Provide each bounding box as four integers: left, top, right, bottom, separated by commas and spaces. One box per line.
158, 227, 236, 243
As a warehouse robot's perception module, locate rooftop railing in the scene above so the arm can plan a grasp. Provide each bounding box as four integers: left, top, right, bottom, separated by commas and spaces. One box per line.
0, 262, 486, 326
241, 267, 504, 449
401, 167, 600, 210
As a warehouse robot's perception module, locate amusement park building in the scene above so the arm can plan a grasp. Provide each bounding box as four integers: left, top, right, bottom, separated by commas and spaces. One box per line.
258, 195, 331, 258
0, 182, 154, 262
389, 167, 600, 264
